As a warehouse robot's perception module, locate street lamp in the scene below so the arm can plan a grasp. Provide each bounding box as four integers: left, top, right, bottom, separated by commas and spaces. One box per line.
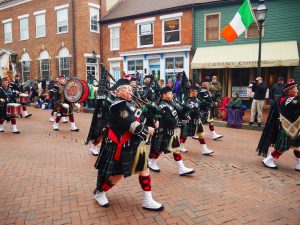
256, 0, 268, 77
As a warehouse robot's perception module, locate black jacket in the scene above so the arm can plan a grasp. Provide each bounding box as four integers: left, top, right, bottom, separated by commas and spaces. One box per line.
252, 82, 268, 100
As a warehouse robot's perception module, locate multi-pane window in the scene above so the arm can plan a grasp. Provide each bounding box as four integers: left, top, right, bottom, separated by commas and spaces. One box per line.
57, 8, 68, 33
4, 22, 12, 43
35, 14, 46, 37
59, 57, 70, 79
22, 61, 30, 82
246, 9, 260, 38
40, 59, 50, 81
20, 18, 29, 40
163, 19, 180, 44
90, 7, 99, 32
138, 23, 153, 47
165, 57, 184, 81
205, 14, 220, 41
127, 60, 143, 74
110, 27, 120, 51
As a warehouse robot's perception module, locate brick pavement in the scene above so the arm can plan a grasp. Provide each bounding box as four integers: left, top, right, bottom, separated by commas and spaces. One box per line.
0, 108, 299, 225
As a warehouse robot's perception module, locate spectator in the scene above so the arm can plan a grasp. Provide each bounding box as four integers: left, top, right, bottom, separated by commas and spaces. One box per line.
209, 75, 222, 118
249, 76, 268, 127
269, 76, 285, 104
227, 92, 243, 128
158, 79, 164, 88
86, 80, 95, 109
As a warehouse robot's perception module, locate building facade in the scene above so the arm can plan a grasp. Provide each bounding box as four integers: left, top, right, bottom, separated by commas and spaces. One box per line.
192, 0, 300, 99
0, 0, 101, 82
100, 0, 196, 83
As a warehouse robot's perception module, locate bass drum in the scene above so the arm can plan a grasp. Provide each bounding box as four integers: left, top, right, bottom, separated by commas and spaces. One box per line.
63, 78, 89, 103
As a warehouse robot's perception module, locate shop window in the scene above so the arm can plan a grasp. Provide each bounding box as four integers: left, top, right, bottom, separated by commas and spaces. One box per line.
205, 13, 220, 41
128, 60, 143, 74
163, 19, 180, 44
4, 21, 12, 43
165, 57, 184, 81
138, 23, 153, 47
231, 69, 250, 97
57, 8, 68, 33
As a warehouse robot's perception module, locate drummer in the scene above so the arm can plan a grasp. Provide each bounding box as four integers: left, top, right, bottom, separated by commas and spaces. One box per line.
0, 77, 21, 134
11, 74, 32, 118
52, 75, 79, 132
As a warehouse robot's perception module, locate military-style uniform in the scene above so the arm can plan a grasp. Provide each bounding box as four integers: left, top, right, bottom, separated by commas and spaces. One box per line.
0, 81, 20, 133
148, 86, 195, 176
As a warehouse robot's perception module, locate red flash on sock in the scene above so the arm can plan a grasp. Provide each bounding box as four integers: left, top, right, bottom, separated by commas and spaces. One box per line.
150, 153, 160, 159
11, 118, 16, 125
69, 115, 75, 122
173, 153, 182, 161
139, 175, 151, 191
294, 150, 300, 158
209, 124, 214, 131
199, 138, 206, 144
100, 179, 114, 192
271, 149, 282, 159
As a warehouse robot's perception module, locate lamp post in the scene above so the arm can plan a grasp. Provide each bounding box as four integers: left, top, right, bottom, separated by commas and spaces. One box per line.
256, 0, 268, 77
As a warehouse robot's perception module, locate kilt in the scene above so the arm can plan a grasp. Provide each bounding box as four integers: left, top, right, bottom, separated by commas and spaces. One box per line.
181, 120, 205, 139
150, 128, 180, 154
55, 103, 73, 116
275, 128, 300, 153
95, 139, 139, 187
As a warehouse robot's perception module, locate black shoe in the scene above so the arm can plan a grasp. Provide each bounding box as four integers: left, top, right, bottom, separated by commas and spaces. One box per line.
249, 122, 254, 126
258, 123, 262, 127
143, 205, 164, 211
13, 131, 20, 134
25, 114, 32, 118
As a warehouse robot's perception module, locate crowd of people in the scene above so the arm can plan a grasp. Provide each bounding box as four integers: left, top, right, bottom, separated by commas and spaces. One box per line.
1, 68, 299, 212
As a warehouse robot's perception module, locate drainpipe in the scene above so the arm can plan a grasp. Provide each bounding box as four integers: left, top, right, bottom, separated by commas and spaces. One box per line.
191, 6, 196, 82
71, 0, 77, 78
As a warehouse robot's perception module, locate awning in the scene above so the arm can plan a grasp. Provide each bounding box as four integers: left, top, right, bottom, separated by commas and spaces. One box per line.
191, 41, 299, 69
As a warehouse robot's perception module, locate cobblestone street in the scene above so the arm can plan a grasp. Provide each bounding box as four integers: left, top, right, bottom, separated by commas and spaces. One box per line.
0, 108, 299, 225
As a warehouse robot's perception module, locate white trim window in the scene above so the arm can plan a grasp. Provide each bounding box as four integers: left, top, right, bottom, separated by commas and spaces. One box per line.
56, 8, 68, 34
35, 13, 46, 38
40, 59, 50, 81
57, 47, 70, 79
90, 7, 99, 32
137, 23, 154, 48
110, 26, 120, 51
127, 60, 143, 74
4, 21, 12, 43
204, 13, 220, 41
110, 61, 121, 81
19, 17, 29, 40
162, 18, 180, 45
21, 61, 30, 82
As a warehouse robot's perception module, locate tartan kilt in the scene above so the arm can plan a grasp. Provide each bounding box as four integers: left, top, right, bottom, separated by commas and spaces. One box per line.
150, 128, 180, 154
181, 122, 197, 138
275, 128, 300, 153
95, 140, 139, 185
55, 103, 73, 116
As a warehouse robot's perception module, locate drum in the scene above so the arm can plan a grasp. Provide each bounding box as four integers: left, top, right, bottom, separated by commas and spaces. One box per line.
19, 93, 29, 104
63, 78, 89, 103
6, 103, 21, 116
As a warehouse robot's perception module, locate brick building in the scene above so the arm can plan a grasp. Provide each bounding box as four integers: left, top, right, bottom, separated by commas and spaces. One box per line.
0, 0, 102, 82
100, 0, 199, 83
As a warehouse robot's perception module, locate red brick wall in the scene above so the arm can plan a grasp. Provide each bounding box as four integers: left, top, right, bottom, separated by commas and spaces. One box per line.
101, 9, 193, 74
0, 0, 101, 81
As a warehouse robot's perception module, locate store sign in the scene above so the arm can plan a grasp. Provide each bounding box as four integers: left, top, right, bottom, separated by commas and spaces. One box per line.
232, 86, 248, 97
204, 60, 277, 68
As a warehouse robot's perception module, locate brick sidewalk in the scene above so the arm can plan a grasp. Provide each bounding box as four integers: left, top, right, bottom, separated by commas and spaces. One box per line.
0, 108, 299, 225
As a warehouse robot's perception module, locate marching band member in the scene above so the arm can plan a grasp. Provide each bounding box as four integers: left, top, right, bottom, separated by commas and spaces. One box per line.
198, 77, 223, 140
148, 86, 195, 176
141, 75, 157, 103
93, 79, 163, 211
180, 85, 214, 155
51, 75, 79, 132
11, 74, 32, 118
0, 77, 20, 134
258, 80, 300, 171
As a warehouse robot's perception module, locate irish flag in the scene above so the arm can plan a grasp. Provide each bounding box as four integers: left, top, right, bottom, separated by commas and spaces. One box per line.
221, 0, 256, 43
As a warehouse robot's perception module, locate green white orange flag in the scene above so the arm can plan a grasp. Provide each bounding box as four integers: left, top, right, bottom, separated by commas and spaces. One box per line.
221, 0, 256, 43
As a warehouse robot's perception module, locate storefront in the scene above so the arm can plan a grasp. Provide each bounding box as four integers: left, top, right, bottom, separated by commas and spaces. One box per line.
191, 41, 299, 102
119, 45, 191, 83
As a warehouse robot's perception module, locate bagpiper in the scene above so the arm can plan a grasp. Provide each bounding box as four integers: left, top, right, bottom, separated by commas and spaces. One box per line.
198, 77, 223, 140
0, 77, 20, 133
93, 79, 163, 211
180, 85, 214, 155
258, 79, 300, 171
148, 86, 195, 175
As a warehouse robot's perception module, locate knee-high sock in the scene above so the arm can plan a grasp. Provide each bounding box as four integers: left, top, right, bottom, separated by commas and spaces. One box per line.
93, 136, 102, 146
51, 111, 54, 116
139, 175, 151, 191
100, 178, 114, 192
22, 106, 27, 111
180, 137, 187, 143
209, 123, 214, 131
294, 149, 300, 158
173, 153, 182, 161
199, 138, 205, 144
69, 114, 75, 123
11, 118, 16, 125
271, 149, 281, 159
55, 116, 61, 123
0, 118, 5, 124
149, 152, 160, 159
